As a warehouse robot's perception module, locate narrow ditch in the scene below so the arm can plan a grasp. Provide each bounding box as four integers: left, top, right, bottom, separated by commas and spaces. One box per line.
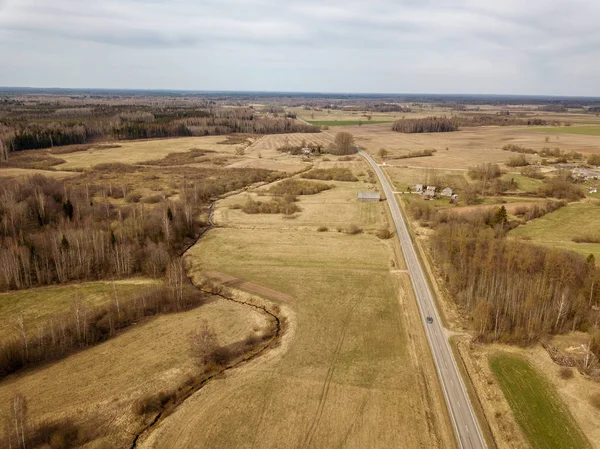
130, 202, 283, 448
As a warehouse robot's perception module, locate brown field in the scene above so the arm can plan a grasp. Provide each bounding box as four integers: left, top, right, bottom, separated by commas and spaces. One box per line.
54, 136, 255, 169
138, 163, 456, 448
348, 125, 600, 170
0, 167, 81, 180
251, 132, 334, 150
0, 296, 270, 448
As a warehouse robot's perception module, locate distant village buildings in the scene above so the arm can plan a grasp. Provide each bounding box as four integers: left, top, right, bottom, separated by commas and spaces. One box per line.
572, 168, 600, 180
412, 184, 457, 201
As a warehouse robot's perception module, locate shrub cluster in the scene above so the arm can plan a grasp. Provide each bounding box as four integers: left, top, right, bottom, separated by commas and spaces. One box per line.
268, 179, 332, 196
301, 168, 358, 182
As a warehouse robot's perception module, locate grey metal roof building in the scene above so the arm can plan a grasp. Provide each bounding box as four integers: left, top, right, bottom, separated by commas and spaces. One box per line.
358, 191, 381, 202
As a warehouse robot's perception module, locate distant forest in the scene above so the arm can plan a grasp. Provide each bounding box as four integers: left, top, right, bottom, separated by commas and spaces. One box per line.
0, 99, 319, 158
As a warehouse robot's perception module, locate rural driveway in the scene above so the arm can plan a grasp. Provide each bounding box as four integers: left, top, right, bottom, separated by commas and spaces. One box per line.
359, 148, 487, 449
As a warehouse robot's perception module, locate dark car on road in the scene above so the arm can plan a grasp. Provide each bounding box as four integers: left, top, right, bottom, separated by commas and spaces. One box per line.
426, 316, 433, 324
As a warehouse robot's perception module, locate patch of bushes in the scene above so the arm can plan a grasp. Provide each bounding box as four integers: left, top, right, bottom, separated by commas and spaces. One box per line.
506, 154, 530, 167
590, 393, 600, 410
502, 144, 536, 154
376, 228, 393, 239
241, 196, 300, 215
345, 224, 363, 235
301, 168, 357, 182
468, 163, 502, 181
142, 149, 211, 166
142, 193, 164, 204
268, 178, 332, 196
559, 367, 574, 380
572, 234, 600, 244
520, 165, 545, 179
316, 226, 328, 232
588, 154, 600, 166
394, 149, 437, 159
537, 177, 585, 201
92, 162, 139, 173
125, 191, 143, 203
513, 200, 567, 221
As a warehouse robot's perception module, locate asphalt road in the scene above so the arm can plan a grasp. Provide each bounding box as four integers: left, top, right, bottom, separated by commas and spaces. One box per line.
359, 149, 487, 449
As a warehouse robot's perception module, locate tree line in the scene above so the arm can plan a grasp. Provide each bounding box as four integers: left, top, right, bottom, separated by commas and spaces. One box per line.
392, 115, 550, 133
409, 202, 600, 342
0, 105, 319, 156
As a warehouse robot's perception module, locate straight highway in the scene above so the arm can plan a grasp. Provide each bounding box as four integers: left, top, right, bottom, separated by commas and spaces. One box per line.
359, 148, 487, 449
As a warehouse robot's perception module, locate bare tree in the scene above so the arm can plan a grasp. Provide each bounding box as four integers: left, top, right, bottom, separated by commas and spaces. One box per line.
188, 321, 219, 367
11, 394, 28, 449
333, 132, 355, 155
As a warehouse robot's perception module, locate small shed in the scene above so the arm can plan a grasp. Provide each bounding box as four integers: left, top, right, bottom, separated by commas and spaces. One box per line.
358, 191, 381, 202
441, 187, 453, 197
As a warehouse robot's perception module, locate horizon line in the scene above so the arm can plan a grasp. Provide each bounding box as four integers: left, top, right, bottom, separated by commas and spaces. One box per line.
1, 86, 599, 100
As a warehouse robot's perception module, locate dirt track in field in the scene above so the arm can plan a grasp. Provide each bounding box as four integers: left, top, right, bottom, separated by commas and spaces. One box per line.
204, 270, 294, 302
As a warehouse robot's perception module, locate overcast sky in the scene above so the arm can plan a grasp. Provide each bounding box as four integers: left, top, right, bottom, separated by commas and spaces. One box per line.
0, 0, 598, 95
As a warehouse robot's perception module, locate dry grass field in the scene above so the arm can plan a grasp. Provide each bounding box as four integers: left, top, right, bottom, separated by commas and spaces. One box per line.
289, 106, 451, 124
54, 136, 255, 170
0, 278, 159, 342
349, 125, 600, 170
139, 166, 456, 449
0, 167, 81, 180
0, 296, 270, 448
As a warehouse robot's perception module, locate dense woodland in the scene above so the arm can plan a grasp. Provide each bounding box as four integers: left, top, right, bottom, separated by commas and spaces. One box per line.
0, 168, 280, 291
0, 102, 319, 158
408, 201, 600, 343
392, 115, 549, 133
0, 165, 282, 378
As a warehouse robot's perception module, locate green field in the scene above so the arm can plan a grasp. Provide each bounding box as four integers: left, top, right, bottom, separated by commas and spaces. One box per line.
0, 279, 159, 340
502, 173, 545, 193
307, 120, 393, 126
530, 126, 600, 136
510, 201, 600, 261
490, 354, 589, 449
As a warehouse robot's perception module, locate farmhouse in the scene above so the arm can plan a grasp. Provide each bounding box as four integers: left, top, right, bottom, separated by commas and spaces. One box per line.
423, 186, 436, 199
358, 191, 381, 202
413, 184, 424, 193
441, 187, 453, 197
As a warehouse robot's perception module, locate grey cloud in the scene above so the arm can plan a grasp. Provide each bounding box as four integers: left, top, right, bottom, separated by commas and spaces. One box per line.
0, 0, 598, 95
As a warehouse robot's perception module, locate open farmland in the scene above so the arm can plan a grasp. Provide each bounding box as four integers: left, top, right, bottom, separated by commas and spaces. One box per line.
54, 136, 255, 169
490, 353, 589, 449
349, 125, 600, 169
530, 126, 600, 136
0, 297, 269, 448
248, 132, 334, 153
139, 169, 455, 449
